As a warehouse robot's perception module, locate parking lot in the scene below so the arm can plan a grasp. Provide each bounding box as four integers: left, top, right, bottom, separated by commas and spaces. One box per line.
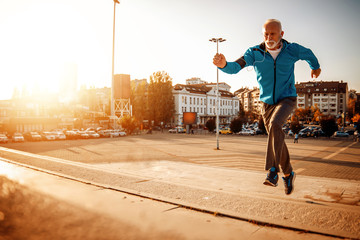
1, 132, 359, 181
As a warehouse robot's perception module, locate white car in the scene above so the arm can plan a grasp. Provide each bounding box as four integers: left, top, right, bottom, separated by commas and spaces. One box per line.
86, 131, 100, 138
41, 132, 56, 141
0, 134, 9, 143
115, 130, 126, 137
238, 129, 255, 136
12, 133, 25, 142
52, 132, 66, 140
169, 127, 186, 133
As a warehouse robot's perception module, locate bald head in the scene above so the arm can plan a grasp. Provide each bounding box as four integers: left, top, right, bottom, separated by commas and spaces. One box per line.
263, 19, 282, 32
262, 19, 284, 50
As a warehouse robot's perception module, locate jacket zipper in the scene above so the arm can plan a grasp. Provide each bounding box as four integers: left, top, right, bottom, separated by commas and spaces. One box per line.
273, 60, 276, 104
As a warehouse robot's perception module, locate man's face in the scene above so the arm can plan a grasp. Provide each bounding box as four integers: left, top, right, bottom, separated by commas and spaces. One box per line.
263, 22, 284, 50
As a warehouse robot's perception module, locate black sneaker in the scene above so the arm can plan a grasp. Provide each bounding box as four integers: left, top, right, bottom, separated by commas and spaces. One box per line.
263, 167, 278, 187
282, 172, 296, 195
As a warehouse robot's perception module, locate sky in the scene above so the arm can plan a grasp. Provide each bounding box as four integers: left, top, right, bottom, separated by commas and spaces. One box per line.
0, 0, 359, 100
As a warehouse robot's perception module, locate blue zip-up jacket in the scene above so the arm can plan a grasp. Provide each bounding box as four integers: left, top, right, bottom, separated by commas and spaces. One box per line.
219, 39, 320, 105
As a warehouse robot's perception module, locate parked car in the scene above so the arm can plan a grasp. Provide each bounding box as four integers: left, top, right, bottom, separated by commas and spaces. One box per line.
12, 133, 25, 143
345, 130, 355, 136
98, 129, 112, 138
299, 128, 312, 137
64, 130, 80, 140
24, 132, 42, 141
115, 129, 127, 137
78, 131, 90, 139
0, 134, 9, 143
238, 129, 255, 136
333, 131, 349, 137
41, 132, 56, 141
219, 127, 232, 135
310, 129, 325, 138
52, 131, 66, 140
169, 126, 186, 133
86, 130, 100, 138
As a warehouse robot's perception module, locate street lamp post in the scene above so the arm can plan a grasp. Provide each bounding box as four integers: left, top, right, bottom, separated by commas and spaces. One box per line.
209, 37, 226, 150
111, 0, 120, 119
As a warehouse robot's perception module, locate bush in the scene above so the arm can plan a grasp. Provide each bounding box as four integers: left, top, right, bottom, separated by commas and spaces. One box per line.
230, 117, 243, 134
205, 119, 216, 133
119, 115, 138, 135
320, 117, 338, 137
290, 120, 302, 134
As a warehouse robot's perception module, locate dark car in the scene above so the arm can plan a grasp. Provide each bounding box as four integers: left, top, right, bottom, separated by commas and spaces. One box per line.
310, 129, 325, 138
299, 128, 312, 137
345, 130, 355, 136
333, 131, 349, 137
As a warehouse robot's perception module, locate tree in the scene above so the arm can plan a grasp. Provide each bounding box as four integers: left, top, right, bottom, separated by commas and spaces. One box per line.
230, 117, 243, 133
294, 107, 310, 122
147, 71, 175, 126
352, 113, 360, 123
131, 81, 148, 124
310, 104, 322, 122
320, 117, 338, 137
205, 119, 215, 133
348, 97, 356, 120
119, 115, 138, 135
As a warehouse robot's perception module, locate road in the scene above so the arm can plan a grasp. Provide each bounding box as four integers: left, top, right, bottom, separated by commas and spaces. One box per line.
1, 133, 359, 180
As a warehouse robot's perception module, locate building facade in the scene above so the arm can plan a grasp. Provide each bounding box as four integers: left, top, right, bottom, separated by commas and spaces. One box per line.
235, 87, 261, 114
296, 80, 348, 116
172, 78, 240, 126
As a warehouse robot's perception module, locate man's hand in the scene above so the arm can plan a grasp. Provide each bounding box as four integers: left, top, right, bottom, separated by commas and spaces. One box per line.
311, 68, 321, 79
213, 53, 227, 68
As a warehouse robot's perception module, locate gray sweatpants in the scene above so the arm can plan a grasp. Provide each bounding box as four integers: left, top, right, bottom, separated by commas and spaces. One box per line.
261, 97, 297, 174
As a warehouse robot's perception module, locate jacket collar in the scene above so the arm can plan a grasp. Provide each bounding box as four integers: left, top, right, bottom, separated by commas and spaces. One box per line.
259, 39, 289, 51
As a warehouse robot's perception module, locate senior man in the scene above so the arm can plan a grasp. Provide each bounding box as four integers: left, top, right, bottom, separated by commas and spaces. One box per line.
213, 19, 321, 195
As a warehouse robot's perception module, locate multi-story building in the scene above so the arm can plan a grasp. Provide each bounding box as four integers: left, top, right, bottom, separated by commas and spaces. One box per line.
235, 87, 261, 114
172, 78, 240, 126
296, 80, 348, 116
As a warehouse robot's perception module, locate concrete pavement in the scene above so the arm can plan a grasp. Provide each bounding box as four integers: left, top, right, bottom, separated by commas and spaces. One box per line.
0, 143, 359, 239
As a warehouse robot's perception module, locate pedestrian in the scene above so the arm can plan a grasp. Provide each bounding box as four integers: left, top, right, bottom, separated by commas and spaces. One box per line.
212, 19, 321, 195
294, 133, 299, 143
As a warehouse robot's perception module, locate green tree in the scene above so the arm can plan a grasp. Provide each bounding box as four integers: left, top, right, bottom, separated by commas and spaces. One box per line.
230, 117, 243, 133
320, 117, 338, 137
119, 115, 138, 135
131, 81, 148, 123
147, 71, 175, 126
205, 119, 216, 133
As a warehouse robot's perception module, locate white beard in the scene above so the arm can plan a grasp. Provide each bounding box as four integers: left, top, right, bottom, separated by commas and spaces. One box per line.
265, 39, 281, 49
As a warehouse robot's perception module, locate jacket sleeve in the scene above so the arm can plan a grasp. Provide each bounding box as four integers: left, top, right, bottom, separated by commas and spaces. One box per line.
295, 43, 320, 70
218, 48, 254, 74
